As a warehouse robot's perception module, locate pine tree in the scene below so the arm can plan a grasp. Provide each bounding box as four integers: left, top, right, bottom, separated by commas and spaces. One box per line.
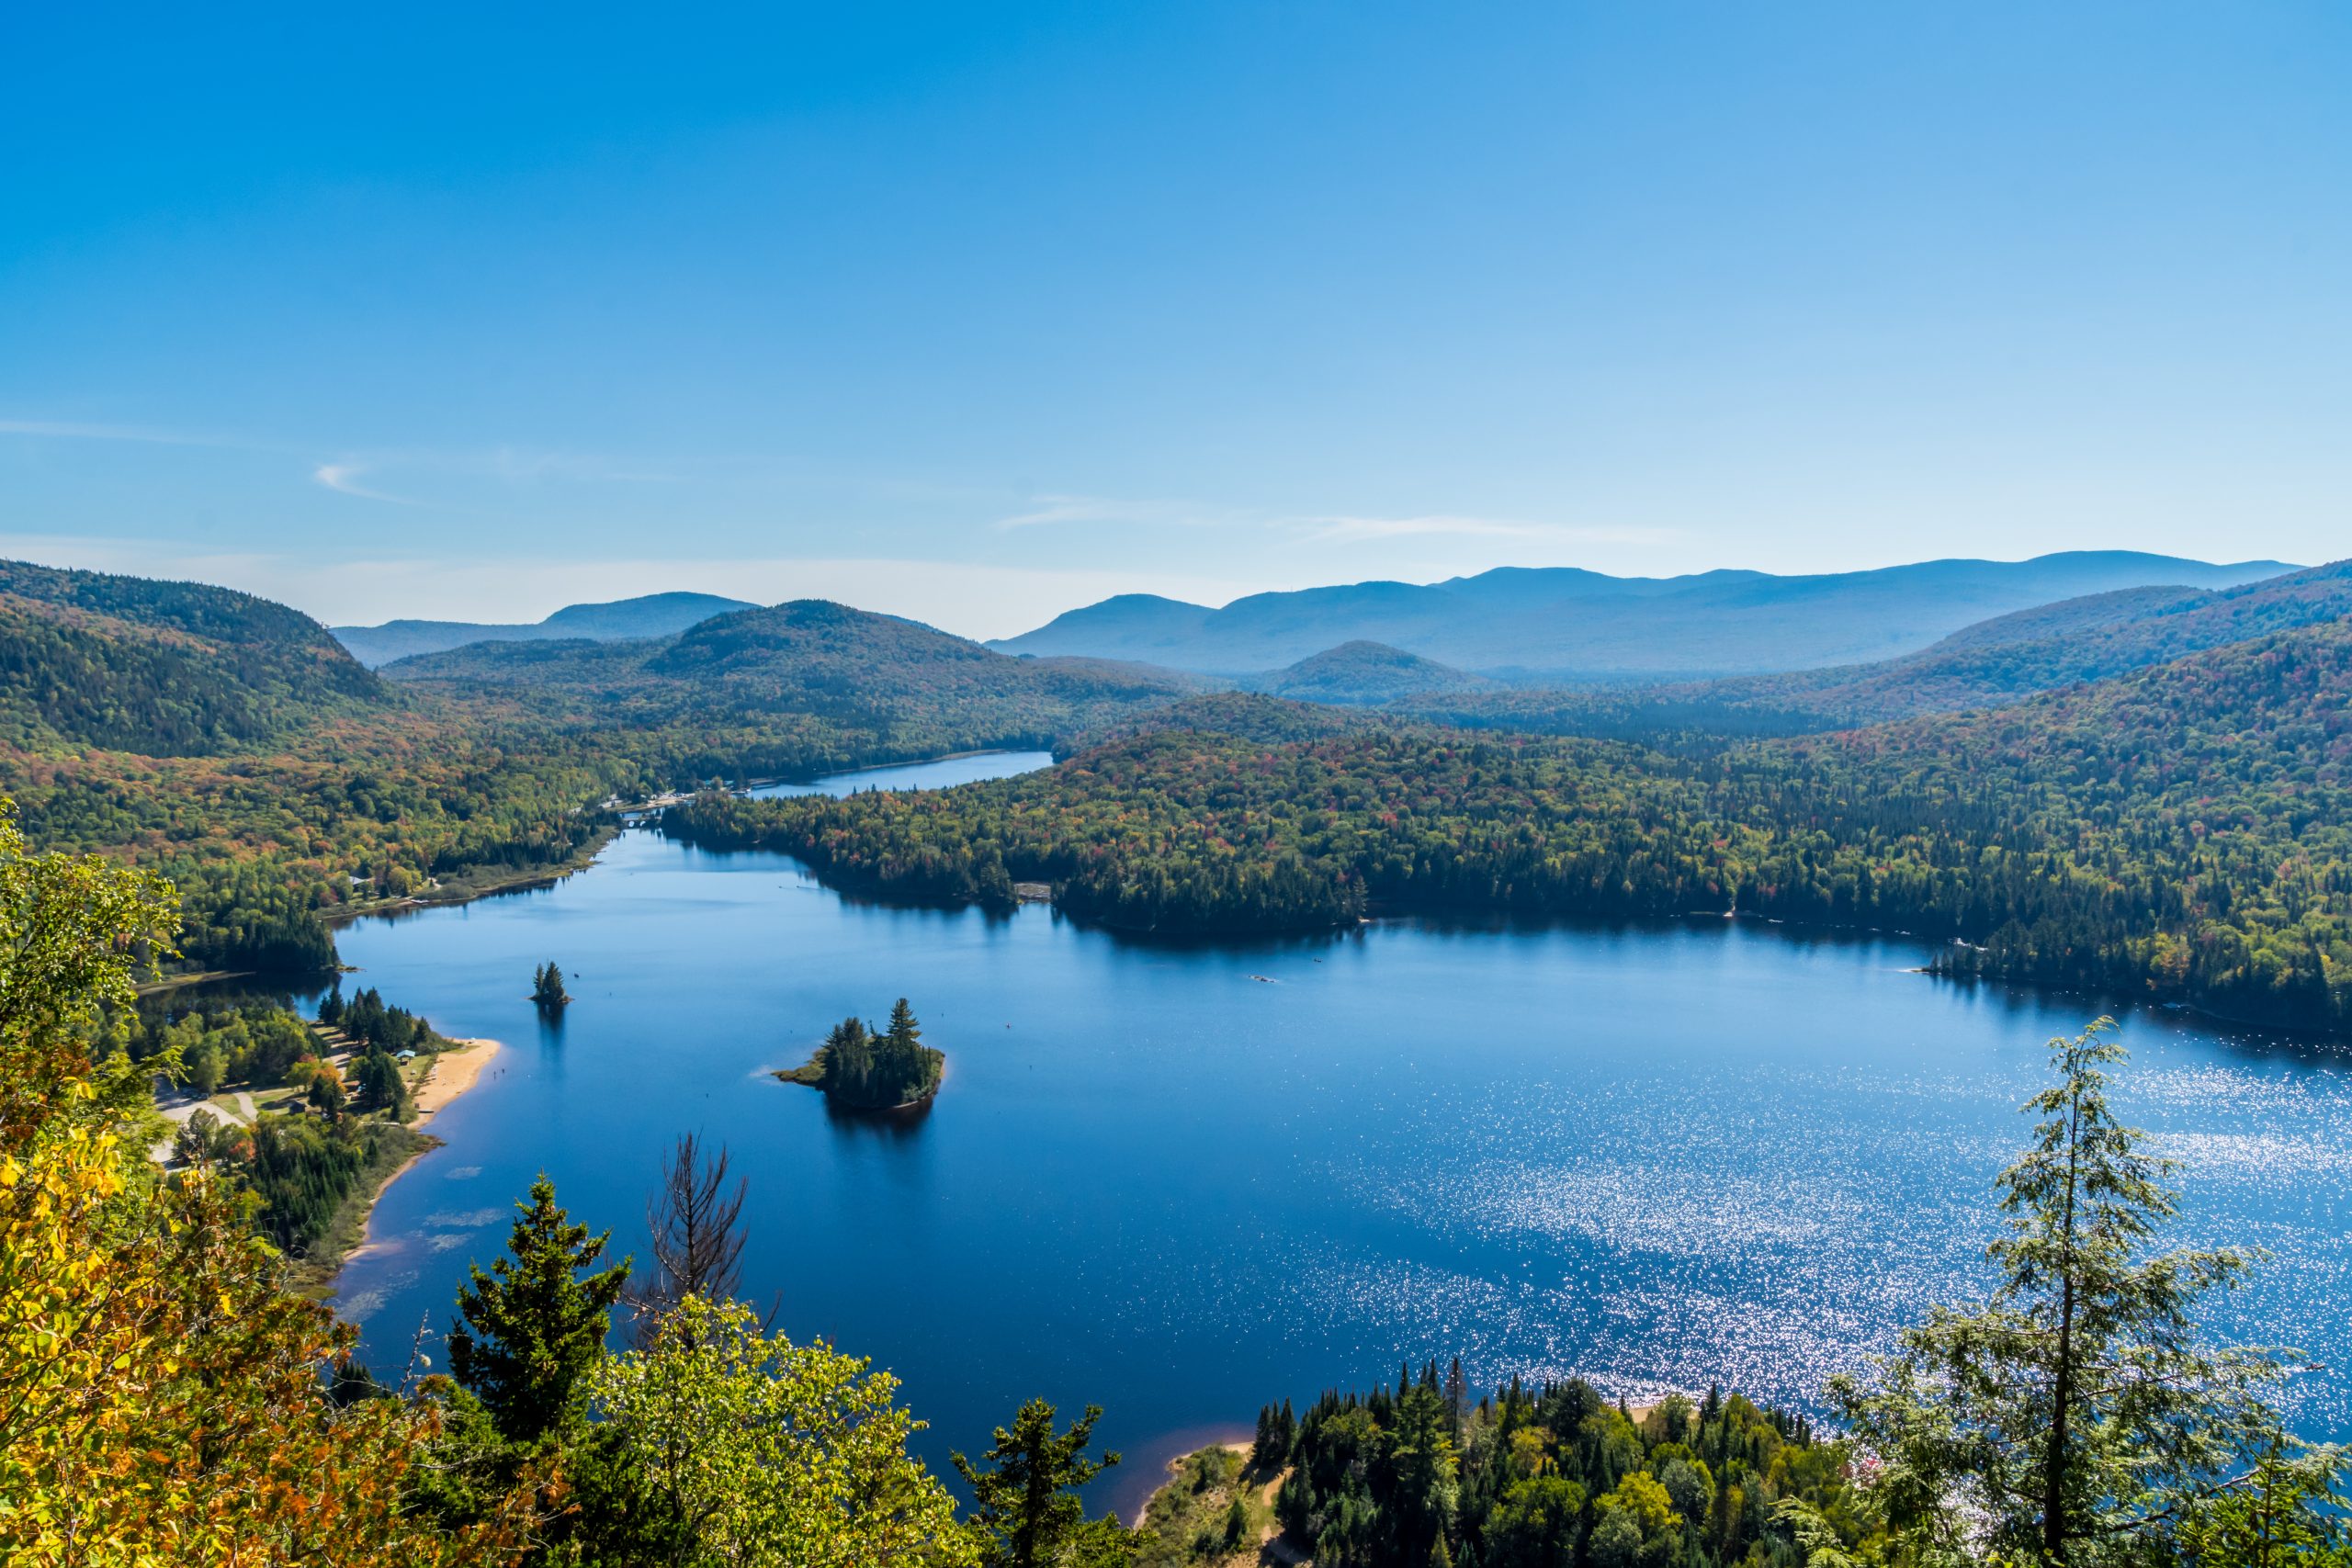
1836, 1019, 2298, 1565
954, 1398, 1136, 1568
448, 1174, 630, 1443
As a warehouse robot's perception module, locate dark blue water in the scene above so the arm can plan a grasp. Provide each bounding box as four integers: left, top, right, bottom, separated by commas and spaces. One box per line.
327, 751, 2352, 1508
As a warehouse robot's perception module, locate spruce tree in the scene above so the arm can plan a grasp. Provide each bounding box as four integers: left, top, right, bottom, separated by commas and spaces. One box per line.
954, 1398, 1135, 1568
448, 1174, 630, 1444
1836, 1019, 2297, 1565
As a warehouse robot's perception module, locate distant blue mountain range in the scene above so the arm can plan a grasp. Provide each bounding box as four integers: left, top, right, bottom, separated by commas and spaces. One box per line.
333, 592, 758, 668
989, 552, 2301, 676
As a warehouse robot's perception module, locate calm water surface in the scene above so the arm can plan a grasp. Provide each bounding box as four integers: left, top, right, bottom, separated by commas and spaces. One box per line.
327, 750, 2352, 1505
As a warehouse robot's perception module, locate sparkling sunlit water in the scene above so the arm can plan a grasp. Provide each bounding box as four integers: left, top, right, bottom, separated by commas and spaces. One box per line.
316, 751, 2352, 1506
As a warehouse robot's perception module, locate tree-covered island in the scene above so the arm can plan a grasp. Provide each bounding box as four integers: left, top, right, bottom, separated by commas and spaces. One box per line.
776, 998, 944, 1110
530, 961, 571, 1010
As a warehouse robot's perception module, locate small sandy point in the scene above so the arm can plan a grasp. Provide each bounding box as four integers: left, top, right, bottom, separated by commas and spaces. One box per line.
414, 1036, 502, 1122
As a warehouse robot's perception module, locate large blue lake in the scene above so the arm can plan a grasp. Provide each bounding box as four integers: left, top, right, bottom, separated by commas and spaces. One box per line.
326, 751, 2352, 1508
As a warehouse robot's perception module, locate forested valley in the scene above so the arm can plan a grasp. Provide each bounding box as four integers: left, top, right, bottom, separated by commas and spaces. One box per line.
670, 619, 2352, 1035
16, 554, 2349, 1039
0, 565, 1200, 975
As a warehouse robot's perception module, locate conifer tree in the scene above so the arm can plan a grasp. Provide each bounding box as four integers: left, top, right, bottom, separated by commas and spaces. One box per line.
1837, 1019, 2300, 1566
448, 1174, 630, 1443
954, 1398, 1136, 1568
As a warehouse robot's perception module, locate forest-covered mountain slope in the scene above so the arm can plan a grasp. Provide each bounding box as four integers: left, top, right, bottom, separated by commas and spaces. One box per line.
0, 558, 384, 754
1244, 640, 1493, 704
332, 590, 756, 666
388, 598, 1210, 753
673, 618, 2352, 1034
3, 575, 1204, 976
992, 551, 2297, 675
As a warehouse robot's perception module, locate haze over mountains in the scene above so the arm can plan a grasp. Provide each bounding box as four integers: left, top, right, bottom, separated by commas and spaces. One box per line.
991, 551, 2299, 676
332, 591, 756, 668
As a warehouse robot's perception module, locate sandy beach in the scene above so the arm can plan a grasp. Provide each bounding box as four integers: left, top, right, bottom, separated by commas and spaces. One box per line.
414, 1035, 502, 1122
328, 1037, 504, 1281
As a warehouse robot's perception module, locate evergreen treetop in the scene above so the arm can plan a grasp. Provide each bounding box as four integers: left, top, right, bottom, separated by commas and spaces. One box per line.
448, 1173, 630, 1444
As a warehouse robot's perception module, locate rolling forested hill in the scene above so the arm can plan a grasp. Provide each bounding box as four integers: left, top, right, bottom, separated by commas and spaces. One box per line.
387, 598, 1212, 756
1244, 640, 1492, 704
671, 618, 2352, 1034
0, 570, 1206, 976
0, 559, 384, 753
12, 551, 2349, 1039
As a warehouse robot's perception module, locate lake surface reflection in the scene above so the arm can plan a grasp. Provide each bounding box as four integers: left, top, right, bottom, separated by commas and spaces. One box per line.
325, 750, 2352, 1504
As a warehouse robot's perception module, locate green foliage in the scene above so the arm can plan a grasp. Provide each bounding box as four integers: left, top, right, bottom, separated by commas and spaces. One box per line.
237, 1112, 426, 1257
1274, 1367, 1855, 1568
127, 991, 315, 1087
954, 1398, 1136, 1568
2177, 1445, 2352, 1566
333, 984, 444, 1054
790, 1000, 946, 1109
585, 1293, 976, 1567
0, 558, 384, 755
1835, 1019, 2302, 1566
678, 622, 2352, 1032
390, 598, 1205, 761
2, 582, 1206, 980
531, 961, 570, 1008
448, 1175, 632, 1445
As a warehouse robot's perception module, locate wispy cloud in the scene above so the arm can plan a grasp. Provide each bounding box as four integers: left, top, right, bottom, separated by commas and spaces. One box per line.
0, 416, 239, 447
1285, 513, 1676, 546
6, 411, 673, 494
992, 493, 1229, 531
311, 462, 419, 504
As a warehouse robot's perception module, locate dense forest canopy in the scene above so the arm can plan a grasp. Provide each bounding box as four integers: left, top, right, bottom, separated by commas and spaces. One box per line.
0, 572, 1209, 976
670, 621, 2352, 1033
0, 559, 385, 754
386, 598, 1213, 749
7, 554, 2348, 1040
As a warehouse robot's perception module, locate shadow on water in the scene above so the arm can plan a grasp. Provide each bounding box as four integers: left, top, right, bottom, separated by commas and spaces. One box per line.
820, 1092, 936, 1140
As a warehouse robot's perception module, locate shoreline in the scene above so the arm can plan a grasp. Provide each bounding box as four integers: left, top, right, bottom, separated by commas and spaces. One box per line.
414, 1035, 502, 1121
322, 1036, 505, 1288
326, 831, 620, 928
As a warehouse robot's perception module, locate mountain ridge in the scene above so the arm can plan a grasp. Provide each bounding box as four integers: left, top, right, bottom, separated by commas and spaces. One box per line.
991, 551, 2300, 675
333, 590, 757, 667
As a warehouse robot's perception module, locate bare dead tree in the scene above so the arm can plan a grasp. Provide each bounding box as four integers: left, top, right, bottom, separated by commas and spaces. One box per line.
628, 1132, 756, 1345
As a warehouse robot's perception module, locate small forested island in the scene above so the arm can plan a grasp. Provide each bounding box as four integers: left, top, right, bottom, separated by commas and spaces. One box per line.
777, 998, 944, 1109
530, 960, 571, 1009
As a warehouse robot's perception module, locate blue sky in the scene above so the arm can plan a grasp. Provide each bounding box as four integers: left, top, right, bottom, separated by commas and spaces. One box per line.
3, 3, 2346, 636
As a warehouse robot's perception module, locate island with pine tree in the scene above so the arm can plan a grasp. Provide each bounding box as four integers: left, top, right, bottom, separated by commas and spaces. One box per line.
531, 961, 571, 1010
776, 998, 944, 1110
